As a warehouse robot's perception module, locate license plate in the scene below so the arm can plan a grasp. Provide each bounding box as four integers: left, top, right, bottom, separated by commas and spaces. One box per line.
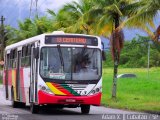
66, 99, 76, 102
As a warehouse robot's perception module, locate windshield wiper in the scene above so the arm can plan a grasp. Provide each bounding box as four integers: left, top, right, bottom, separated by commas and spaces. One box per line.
57, 45, 64, 72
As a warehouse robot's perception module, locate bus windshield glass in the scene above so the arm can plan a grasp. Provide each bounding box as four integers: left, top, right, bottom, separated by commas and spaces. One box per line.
40, 47, 101, 80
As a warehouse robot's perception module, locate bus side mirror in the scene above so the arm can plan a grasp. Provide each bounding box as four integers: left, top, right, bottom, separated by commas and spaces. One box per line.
101, 42, 106, 61
102, 51, 106, 61
33, 47, 39, 59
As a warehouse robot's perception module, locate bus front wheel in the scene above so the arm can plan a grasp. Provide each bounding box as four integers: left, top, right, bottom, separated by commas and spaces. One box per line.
30, 103, 39, 114
81, 105, 90, 114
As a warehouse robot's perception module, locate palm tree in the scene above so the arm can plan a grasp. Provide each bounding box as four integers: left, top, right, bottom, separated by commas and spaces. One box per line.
6, 16, 54, 45
48, 0, 96, 34
87, 0, 139, 98
125, 0, 160, 42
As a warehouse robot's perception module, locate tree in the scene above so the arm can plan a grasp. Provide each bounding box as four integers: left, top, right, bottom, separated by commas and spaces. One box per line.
0, 16, 5, 61
125, 0, 160, 43
104, 35, 160, 68
87, 0, 139, 98
48, 0, 96, 34
6, 16, 54, 45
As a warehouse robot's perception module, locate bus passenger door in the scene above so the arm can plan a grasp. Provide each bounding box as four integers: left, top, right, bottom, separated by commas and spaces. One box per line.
30, 46, 35, 102
30, 45, 39, 103
16, 51, 21, 100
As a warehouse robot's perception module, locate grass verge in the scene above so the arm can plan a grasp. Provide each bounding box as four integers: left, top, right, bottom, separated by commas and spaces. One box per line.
102, 67, 160, 113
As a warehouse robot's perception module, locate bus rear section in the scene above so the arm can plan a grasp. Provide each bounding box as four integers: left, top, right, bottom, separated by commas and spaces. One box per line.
3, 32, 104, 114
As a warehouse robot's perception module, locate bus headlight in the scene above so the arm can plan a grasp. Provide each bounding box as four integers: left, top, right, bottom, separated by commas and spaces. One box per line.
41, 86, 46, 91
39, 85, 54, 94
95, 88, 100, 92
89, 87, 102, 95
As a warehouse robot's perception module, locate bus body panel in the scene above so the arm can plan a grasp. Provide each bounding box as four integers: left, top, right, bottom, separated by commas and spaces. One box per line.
23, 67, 30, 105
3, 32, 103, 108
38, 90, 102, 106
37, 77, 102, 105
3, 67, 30, 104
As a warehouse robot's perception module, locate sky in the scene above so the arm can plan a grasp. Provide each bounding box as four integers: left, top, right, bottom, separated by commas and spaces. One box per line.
0, 0, 78, 27
0, 0, 158, 43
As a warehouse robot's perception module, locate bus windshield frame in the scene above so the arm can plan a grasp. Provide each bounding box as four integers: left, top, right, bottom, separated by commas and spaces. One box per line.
39, 46, 102, 84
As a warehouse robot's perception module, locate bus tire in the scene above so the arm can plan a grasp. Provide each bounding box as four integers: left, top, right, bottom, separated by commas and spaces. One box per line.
30, 103, 39, 114
11, 88, 19, 108
81, 105, 90, 114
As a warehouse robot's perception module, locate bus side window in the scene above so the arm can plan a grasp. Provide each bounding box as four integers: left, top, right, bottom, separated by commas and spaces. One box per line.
9, 51, 12, 69
21, 45, 31, 67
9, 50, 12, 68
13, 49, 17, 68
5, 53, 10, 70
10, 49, 17, 68
21, 46, 26, 67
4, 54, 6, 70
25, 44, 31, 66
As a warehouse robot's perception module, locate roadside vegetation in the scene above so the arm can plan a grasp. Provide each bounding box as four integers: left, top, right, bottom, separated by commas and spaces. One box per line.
102, 68, 160, 112
102, 35, 160, 112
104, 35, 160, 68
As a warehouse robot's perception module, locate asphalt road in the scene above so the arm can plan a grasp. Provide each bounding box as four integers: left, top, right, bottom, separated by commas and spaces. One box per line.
0, 85, 159, 120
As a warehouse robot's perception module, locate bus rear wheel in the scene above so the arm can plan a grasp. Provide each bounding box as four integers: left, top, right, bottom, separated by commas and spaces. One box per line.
11, 89, 19, 108
81, 105, 90, 114
30, 103, 39, 114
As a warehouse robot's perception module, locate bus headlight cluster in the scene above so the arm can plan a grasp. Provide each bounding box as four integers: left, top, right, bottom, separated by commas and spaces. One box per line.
90, 87, 102, 95
39, 85, 53, 94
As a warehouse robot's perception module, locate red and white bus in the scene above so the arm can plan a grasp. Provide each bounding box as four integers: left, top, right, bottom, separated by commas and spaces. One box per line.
3, 31, 105, 114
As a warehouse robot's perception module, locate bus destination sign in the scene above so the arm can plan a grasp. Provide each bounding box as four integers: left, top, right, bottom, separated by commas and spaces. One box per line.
45, 36, 98, 46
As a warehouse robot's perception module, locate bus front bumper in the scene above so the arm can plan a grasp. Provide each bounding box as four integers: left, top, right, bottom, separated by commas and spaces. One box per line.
38, 90, 101, 106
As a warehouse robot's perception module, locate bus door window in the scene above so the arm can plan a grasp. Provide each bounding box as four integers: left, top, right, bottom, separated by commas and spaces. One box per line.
30, 44, 37, 102
10, 49, 17, 69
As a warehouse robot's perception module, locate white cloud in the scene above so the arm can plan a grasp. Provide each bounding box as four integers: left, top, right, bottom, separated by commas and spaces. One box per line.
12, 0, 79, 13
2, 0, 79, 26
37, 0, 79, 13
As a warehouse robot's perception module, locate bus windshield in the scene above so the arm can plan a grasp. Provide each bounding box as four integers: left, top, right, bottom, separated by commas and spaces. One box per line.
40, 47, 101, 80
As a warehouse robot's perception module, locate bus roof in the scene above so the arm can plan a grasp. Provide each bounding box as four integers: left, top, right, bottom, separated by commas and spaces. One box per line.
5, 34, 45, 51
5, 32, 100, 51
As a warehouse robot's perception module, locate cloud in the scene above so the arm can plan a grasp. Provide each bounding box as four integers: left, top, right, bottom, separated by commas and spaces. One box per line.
11, 0, 79, 13
0, 0, 79, 27
36, 0, 79, 14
